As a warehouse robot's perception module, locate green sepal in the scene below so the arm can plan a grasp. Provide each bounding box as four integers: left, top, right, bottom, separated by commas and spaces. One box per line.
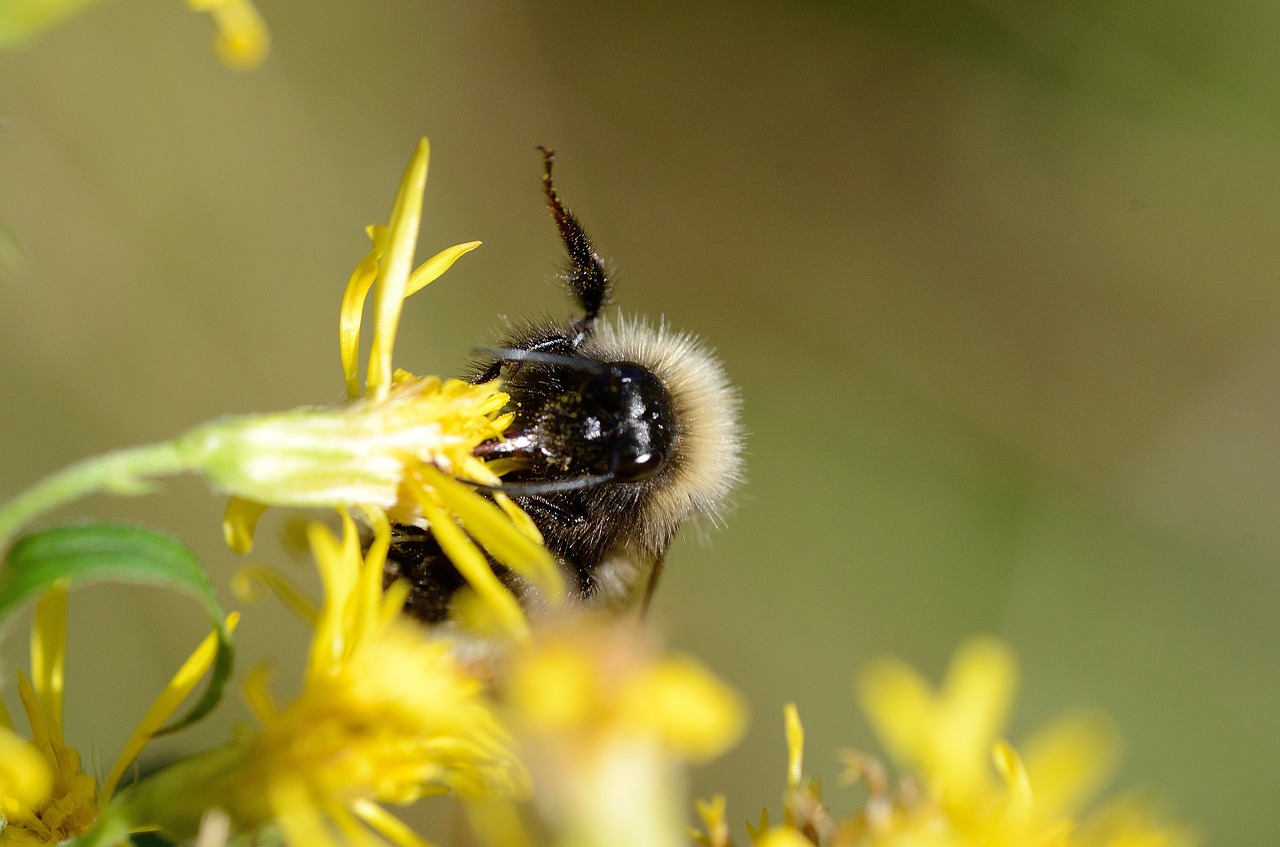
0, 522, 233, 733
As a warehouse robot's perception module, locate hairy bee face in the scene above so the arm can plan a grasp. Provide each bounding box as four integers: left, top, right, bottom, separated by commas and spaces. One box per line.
383, 150, 742, 630
484, 356, 676, 483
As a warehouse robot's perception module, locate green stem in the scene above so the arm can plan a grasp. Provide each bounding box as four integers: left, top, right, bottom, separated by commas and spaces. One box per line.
0, 441, 193, 552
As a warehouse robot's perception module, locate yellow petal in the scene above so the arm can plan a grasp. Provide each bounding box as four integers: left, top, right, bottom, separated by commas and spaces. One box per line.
1019, 712, 1119, 818
492, 491, 545, 545
31, 582, 68, 743
352, 798, 440, 847
693, 794, 730, 847
619, 656, 748, 762
855, 654, 933, 769
417, 465, 563, 600
353, 508, 391, 648
755, 827, 816, 847
338, 232, 386, 400
367, 139, 429, 400
784, 702, 804, 789
509, 642, 596, 730
223, 495, 269, 554
992, 738, 1032, 810
404, 241, 482, 298
0, 725, 52, 812
242, 662, 278, 725
14, 672, 48, 752
306, 515, 362, 674
232, 565, 319, 626
417, 495, 529, 642
940, 636, 1017, 758
102, 613, 242, 800
272, 778, 343, 847
186, 0, 270, 70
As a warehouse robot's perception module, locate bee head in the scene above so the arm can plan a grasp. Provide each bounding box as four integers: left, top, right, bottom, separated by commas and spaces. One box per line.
475, 350, 676, 494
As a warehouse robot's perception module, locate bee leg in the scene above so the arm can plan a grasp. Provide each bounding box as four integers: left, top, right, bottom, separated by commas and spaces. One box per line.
639, 553, 666, 617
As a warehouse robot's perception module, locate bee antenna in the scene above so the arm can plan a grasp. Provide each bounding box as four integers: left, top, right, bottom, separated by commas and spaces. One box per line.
537, 146, 611, 338
469, 472, 618, 497
477, 346, 609, 374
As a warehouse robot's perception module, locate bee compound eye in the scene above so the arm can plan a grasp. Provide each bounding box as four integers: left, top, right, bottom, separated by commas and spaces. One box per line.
613, 449, 661, 481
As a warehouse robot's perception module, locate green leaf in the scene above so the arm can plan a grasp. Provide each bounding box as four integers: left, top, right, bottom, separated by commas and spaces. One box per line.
0, 522, 233, 733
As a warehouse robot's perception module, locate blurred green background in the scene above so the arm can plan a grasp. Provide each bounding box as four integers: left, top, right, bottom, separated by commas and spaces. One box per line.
2, 1, 1279, 842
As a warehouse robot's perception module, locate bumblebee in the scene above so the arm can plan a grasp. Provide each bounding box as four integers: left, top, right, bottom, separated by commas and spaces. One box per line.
384, 149, 742, 625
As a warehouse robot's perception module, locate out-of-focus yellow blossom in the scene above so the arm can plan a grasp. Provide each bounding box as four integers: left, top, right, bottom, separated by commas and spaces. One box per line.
0, 584, 233, 846
117, 513, 527, 847
695, 637, 1195, 847
0, 0, 269, 68
505, 618, 747, 847
185, 0, 268, 69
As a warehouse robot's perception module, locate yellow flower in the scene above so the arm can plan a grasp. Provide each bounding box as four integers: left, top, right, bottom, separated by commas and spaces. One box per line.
855, 636, 1024, 814
505, 618, 747, 847
214, 137, 497, 541
0, 584, 232, 846
0, 138, 560, 640
854, 636, 1123, 844
120, 513, 527, 847
215, 137, 562, 639
696, 637, 1195, 847
0, 0, 269, 69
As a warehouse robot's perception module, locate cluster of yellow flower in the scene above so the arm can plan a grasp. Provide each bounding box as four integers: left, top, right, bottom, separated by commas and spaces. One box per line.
0, 137, 1195, 847
0, 137, 744, 847
698, 639, 1195, 847
0, 15, 1198, 841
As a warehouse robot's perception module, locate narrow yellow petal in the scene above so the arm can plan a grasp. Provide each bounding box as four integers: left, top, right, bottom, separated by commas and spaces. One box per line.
404, 241, 482, 298
367, 139, 430, 400
338, 231, 386, 400
380, 578, 411, 626
417, 496, 529, 642
1019, 712, 1119, 818
242, 663, 278, 726
31, 583, 68, 743
223, 495, 269, 554
273, 779, 342, 847
694, 794, 730, 847
102, 613, 242, 801
15, 671, 49, 751
307, 518, 358, 674
354, 508, 391, 646
186, 0, 271, 70
942, 636, 1017, 752
854, 656, 933, 769
784, 703, 804, 789
330, 801, 382, 847
418, 465, 563, 600
992, 738, 1032, 807
232, 565, 319, 626
492, 491, 545, 544
352, 799, 443, 847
